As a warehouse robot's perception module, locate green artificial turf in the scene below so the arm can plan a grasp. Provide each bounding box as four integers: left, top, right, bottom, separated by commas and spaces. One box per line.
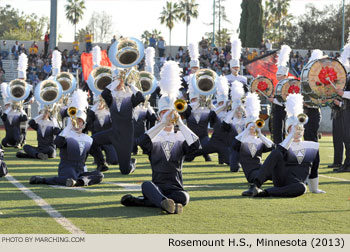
0, 131, 349, 234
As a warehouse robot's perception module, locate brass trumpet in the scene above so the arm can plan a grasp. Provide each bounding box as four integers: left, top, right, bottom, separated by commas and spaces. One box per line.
297, 113, 308, 125
256, 119, 265, 129
68, 107, 78, 128
174, 99, 188, 113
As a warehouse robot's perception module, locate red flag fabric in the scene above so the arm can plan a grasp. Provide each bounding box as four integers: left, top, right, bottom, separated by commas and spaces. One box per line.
244, 50, 298, 86
81, 50, 112, 81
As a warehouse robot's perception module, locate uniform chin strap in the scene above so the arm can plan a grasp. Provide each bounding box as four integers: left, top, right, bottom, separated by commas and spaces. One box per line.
178, 118, 199, 145
308, 177, 326, 194
257, 130, 273, 148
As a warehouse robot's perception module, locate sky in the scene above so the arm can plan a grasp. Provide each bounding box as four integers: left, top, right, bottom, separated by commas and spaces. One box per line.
1, 0, 345, 45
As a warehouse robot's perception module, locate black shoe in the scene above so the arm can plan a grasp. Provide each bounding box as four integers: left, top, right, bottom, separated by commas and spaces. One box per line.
121, 195, 145, 206
97, 163, 109, 172
29, 176, 45, 184
242, 184, 255, 196
160, 199, 176, 214
16, 151, 28, 158
336, 165, 350, 173
204, 155, 212, 162
328, 163, 341, 168
252, 186, 268, 197
37, 153, 48, 160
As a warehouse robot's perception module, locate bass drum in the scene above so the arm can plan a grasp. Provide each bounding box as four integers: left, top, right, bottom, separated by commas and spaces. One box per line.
301, 57, 346, 106
274, 78, 301, 103
250, 76, 274, 101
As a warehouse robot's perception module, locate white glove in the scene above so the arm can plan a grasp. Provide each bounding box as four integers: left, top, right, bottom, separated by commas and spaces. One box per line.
4, 107, 11, 115
178, 115, 199, 145
146, 103, 156, 115
308, 177, 326, 194
106, 80, 119, 91
235, 123, 254, 142
129, 83, 140, 95
146, 110, 169, 140
280, 124, 296, 150
257, 128, 273, 148
34, 113, 43, 123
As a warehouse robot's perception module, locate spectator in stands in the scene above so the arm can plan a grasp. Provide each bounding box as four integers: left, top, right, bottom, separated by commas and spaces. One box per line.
44, 31, 49, 58
85, 31, 93, 53
166, 53, 174, 61
111, 35, 117, 44
0, 56, 2, 69
199, 37, 209, 55
11, 41, 20, 59
157, 37, 166, 57
1, 41, 9, 59
225, 38, 231, 53
259, 39, 267, 54
247, 49, 258, 61
43, 60, 52, 78
149, 34, 157, 48
29, 41, 39, 61
0, 69, 5, 83
265, 39, 272, 52
19, 43, 27, 55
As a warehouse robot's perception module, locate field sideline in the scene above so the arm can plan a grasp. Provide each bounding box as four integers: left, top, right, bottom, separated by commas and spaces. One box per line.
0, 131, 349, 234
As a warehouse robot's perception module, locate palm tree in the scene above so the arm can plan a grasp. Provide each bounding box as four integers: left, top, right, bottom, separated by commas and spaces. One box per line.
178, 0, 199, 47
64, 0, 86, 41
151, 29, 162, 40
77, 26, 90, 42
159, 1, 180, 53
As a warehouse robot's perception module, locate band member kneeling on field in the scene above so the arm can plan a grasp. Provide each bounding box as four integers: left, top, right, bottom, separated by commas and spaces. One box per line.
16, 108, 60, 160
29, 109, 104, 187
248, 94, 325, 197
121, 61, 200, 214
231, 93, 274, 196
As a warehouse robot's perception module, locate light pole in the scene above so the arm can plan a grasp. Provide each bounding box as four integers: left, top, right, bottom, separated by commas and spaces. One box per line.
212, 0, 215, 47
341, 0, 345, 50
49, 0, 58, 50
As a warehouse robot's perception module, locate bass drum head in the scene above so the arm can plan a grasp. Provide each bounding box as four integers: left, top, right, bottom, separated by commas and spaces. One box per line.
250, 76, 274, 100
301, 58, 347, 101
275, 78, 301, 103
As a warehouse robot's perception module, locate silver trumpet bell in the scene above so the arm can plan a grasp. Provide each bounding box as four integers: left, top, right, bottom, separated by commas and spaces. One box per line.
108, 37, 145, 68
55, 72, 77, 95
34, 79, 63, 106
87, 66, 113, 95
191, 68, 217, 96
7, 79, 31, 102
138, 71, 157, 96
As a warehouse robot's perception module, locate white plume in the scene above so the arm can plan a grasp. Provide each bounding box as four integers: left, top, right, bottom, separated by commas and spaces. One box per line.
69, 89, 89, 111
339, 43, 350, 70
216, 76, 229, 97
1, 82, 8, 99
159, 61, 182, 99
308, 49, 323, 64
188, 43, 199, 61
92, 46, 102, 66
17, 53, 28, 72
245, 93, 260, 119
285, 93, 304, 118
52, 50, 62, 70
348, 27, 350, 44
277, 45, 291, 67
145, 47, 155, 74
231, 36, 242, 61
230, 81, 244, 102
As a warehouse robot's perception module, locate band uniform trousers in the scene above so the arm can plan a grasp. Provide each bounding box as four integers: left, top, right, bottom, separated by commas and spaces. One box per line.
271, 104, 286, 144
303, 107, 321, 142
332, 108, 344, 165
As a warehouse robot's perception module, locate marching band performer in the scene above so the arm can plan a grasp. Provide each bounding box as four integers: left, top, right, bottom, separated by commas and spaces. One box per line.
269, 45, 291, 144
331, 44, 350, 171
335, 44, 350, 173
132, 47, 157, 155
181, 42, 212, 162
303, 49, 323, 142
16, 108, 60, 160
181, 43, 200, 100
0, 82, 28, 148
249, 94, 325, 197
201, 76, 230, 165
121, 61, 200, 214
89, 69, 145, 174
222, 81, 246, 172
225, 36, 248, 93
29, 90, 103, 187
85, 95, 119, 164
229, 93, 274, 195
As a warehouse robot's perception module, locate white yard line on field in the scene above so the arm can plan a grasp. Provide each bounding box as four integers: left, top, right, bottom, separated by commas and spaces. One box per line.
5, 174, 85, 234
319, 174, 350, 182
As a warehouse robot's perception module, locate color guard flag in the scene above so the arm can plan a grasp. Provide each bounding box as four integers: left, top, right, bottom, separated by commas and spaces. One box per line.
81, 50, 112, 82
